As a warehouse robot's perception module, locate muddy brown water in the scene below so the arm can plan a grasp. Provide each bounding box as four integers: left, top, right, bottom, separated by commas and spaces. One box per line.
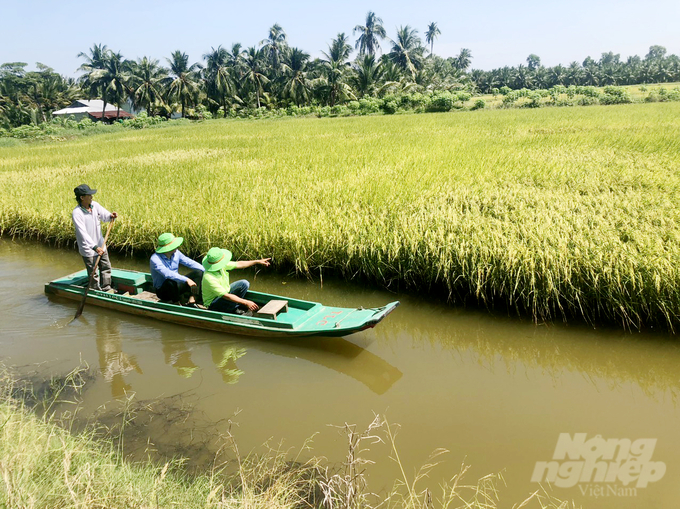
1, 237, 679, 507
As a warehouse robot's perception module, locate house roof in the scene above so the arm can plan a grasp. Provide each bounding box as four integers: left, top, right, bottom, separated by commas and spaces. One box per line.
53, 99, 119, 116
88, 110, 134, 119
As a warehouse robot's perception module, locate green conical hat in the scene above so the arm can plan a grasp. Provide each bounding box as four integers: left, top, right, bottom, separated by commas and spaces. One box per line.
202, 247, 233, 272
156, 233, 183, 253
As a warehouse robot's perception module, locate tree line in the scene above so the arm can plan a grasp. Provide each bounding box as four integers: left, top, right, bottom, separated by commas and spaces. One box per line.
1, 11, 678, 128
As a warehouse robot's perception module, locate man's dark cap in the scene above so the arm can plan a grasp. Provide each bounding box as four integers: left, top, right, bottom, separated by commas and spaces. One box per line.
74, 184, 97, 197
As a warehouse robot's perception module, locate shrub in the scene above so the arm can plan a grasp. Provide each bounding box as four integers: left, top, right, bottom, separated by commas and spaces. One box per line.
471, 99, 485, 110
426, 92, 455, 112
600, 86, 632, 105
577, 96, 599, 106
77, 118, 94, 130
330, 105, 350, 117
499, 86, 512, 96
456, 92, 472, 103
347, 101, 361, 113
381, 99, 399, 114
358, 98, 381, 115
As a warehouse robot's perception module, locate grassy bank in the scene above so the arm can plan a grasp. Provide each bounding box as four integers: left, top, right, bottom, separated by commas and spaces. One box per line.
0, 369, 574, 509
1, 102, 679, 329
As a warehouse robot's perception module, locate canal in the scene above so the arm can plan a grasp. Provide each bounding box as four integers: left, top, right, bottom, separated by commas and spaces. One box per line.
1, 237, 679, 507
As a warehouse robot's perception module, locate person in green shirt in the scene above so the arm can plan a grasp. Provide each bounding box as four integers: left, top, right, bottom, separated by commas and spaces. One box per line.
202, 247, 271, 314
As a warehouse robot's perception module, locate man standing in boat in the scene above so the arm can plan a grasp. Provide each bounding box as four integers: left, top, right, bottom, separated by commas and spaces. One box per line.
150, 233, 204, 307
202, 247, 270, 314
72, 184, 118, 291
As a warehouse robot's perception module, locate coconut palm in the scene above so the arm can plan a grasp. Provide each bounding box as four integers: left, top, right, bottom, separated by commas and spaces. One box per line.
203, 46, 238, 115
100, 51, 131, 119
77, 43, 111, 118
454, 48, 472, 72
320, 34, 354, 106
260, 24, 288, 76
387, 26, 425, 79
164, 50, 202, 117
354, 11, 387, 56
323, 33, 353, 65
129, 57, 166, 116
281, 48, 312, 106
425, 22, 441, 56
242, 46, 269, 109
349, 54, 383, 97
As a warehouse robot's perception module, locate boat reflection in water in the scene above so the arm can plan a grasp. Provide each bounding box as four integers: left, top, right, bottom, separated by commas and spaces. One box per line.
94, 312, 402, 397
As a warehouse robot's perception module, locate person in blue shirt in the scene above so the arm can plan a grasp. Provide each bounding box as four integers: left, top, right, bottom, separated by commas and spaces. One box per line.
150, 233, 204, 306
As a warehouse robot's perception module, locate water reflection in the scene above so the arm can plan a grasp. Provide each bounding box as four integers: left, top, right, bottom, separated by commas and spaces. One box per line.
160, 329, 199, 378
92, 311, 402, 396
371, 303, 680, 402
95, 313, 142, 398
210, 342, 246, 384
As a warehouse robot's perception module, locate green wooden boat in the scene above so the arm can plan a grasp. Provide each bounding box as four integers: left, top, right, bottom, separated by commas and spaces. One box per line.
45, 268, 399, 338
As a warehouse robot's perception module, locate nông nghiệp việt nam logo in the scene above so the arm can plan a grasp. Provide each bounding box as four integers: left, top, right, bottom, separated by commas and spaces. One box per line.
531, 433, 666, 493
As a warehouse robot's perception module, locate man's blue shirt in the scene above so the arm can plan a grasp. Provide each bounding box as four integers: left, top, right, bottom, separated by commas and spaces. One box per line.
150, 251, 204, 289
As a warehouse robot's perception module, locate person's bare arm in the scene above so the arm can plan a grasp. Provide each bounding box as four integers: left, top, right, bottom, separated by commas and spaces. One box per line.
233, 258, 271, 269
220, 292, 258, 311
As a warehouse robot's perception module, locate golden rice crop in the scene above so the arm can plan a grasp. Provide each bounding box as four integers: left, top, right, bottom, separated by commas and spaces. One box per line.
1, 102, 679, 329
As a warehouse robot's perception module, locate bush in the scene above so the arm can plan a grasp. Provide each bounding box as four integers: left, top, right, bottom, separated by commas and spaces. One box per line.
456, 92, 472, 103
381, 99, 398, 114
471, 99, 485, 110
358, 98, 381, 115
77, 118, 94, 130
9, 125, 42, 139
499, 86, 512, 96
347, 101, 361, 113
330, 105, 350, 117
577, 96, 599, 106
600, 86, 632, 105
426, 92, 455, 112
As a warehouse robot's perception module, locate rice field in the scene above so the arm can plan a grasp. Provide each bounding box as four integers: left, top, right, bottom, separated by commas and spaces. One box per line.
1, 102, 679, 329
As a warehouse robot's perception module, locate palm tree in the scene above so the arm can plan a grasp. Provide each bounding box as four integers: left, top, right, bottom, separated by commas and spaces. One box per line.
387, 26, 425, 79
77, 43, 111, 118
321, 34, 353, 106
129, 57, 166, 116
349, 54, 383, 97
425, 22, 441, 56
281, 48, 311, 106
354, 11, 387, 56
454, 48, 472, 72
164, 50, 201, 117
323, 33, 353, 65
203, 46, 238, 115
260, 24, 287, 76
100, 51, 131, 119
242, 46, 269, 108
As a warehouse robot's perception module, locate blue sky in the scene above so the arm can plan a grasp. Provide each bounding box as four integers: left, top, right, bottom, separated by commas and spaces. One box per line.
2, 0, 679, 77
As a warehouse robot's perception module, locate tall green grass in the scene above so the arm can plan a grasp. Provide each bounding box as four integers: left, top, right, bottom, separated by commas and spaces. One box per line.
1, 102, 679, 329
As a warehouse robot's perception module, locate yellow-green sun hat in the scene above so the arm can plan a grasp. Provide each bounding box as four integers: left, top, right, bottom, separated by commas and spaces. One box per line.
202, 247, 233, 272
156, 233, 184, 253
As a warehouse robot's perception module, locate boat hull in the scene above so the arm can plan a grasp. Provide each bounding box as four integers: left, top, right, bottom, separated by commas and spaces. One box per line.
45, 269, 399, 339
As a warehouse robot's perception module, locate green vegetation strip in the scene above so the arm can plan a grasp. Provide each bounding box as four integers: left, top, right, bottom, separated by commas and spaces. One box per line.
1, 102, 679, 329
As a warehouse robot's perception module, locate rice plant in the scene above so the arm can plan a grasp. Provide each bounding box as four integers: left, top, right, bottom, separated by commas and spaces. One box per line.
1, 102, 679, 329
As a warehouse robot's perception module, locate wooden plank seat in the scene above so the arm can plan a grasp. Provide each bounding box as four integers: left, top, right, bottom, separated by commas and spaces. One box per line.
255, 300, 288, 320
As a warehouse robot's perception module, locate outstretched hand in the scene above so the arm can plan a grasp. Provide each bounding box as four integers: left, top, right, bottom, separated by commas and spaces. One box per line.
258, 258, 271, 267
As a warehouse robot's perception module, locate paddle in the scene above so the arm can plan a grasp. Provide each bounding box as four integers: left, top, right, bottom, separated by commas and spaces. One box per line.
73, 218, 116, 320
